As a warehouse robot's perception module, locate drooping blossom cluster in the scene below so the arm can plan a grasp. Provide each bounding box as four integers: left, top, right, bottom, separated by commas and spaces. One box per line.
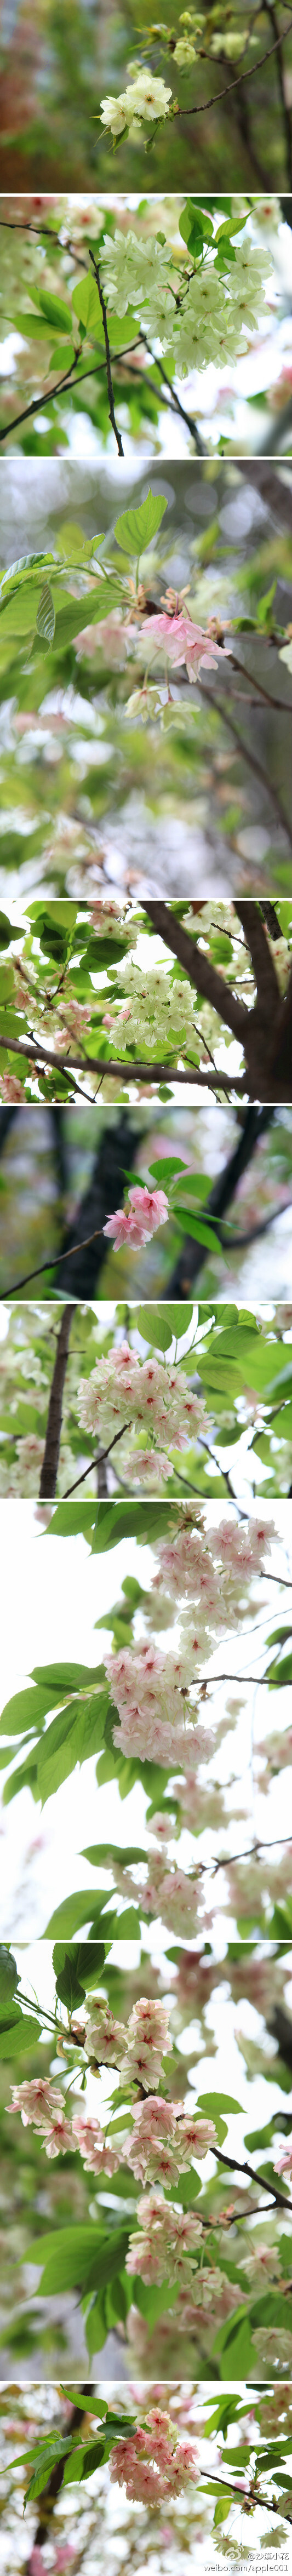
109, 2405, 199, 2504
103, 1183, 169, 1252
83, 1993, 171, 2090
126, 2186, 204, 2285
140, 612, 231, 684
104, 1631, 209, 1765
120, 2096, 216, 2184
77, 1339, 207, 1456
7, 2079, 75, 2159
113, 1848, 202, 1937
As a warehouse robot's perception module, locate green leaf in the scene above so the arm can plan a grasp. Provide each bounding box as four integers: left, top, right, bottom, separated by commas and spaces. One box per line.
148, 1157, 188, 1185
197, 2091, 242, 2145
71, 272, 102, 332
0, 1686, 52, 1737
214, 2498, 232, 2526
113, 491, 168, 558
136, 1302, 193, 1350
26, 2222, 130, 2295
0, 1946, 20, 2005
0, 2011, 39, 2057
36, 585, 55, 644
36, 1693, 108, 1803
53, 1943, 107, 2007
34, 289, 73, 333
45, 1892, 107, 1939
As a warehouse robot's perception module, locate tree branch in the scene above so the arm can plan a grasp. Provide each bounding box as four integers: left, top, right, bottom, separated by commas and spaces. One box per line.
89, 251, 124, 455
234, 900, 282, 1015
39, 1305, 75, 1498
213, 2142, 292, 2211
176, 10, 292, 116
165, 1104, 275, 1294
144, 902, 248, 1043
140, 334, 207, 454
0, 1031, 247, 1092
198, 680, 292, 854
63, 1421, 132, 1498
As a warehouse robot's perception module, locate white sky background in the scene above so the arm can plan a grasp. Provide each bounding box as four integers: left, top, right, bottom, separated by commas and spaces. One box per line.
0, 1497, 291, 1940
1, 203, 292, 457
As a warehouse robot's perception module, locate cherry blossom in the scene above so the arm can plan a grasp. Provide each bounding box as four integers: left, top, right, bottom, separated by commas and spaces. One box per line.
8, 2077, 65, 2128
103, 1184, 169, 1250
126, 2185, 204, 2285
109, 2405, 199, 2503
141, 610, 231, 683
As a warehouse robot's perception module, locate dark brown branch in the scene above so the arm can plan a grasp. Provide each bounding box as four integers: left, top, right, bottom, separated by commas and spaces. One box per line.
0, 1031, 246, 1091
27, 2389, 92, 2561
234, 901, 282, 1015
88, 251, 124, 455
144, 902, 248, 1043
39, 1306, 75, 1498
213, 2142, 292, 2211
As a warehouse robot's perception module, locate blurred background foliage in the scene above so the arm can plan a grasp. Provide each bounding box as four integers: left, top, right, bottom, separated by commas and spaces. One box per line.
0, 1101, 292, 1301
0, 461, 291, 900
1, 3, 292, 191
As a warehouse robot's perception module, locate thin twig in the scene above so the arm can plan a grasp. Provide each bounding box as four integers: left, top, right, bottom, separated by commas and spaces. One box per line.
63, 1422, 131, 1498
89, 251, 124, 455
175, 10, 292, 116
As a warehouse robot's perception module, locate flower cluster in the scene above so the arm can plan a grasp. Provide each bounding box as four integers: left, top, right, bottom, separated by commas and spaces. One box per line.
156, 1512, 274, 1609
84, 1992, 170, 2089
7, 2079, 74, 2159
122, 2096, 216, 2184
140, 612, 231, 684
101, 960, 200, 1052
109, 2405, 199, 2504
126, 2185, 204, 2283
104, 1632, 205, 1764
100, 227, 272, 372
77, 1339, 207, 1453
100, 71, 172, 136
103, 1183, 169, 1251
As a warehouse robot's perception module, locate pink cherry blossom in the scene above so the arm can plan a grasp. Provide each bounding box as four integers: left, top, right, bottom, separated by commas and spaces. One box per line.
8, 2077, 65, 2127
103, 1184, 169, 1251
0, 1073, 26, 1102
273, 2140, 292, 2178
141, 610, 231, 683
